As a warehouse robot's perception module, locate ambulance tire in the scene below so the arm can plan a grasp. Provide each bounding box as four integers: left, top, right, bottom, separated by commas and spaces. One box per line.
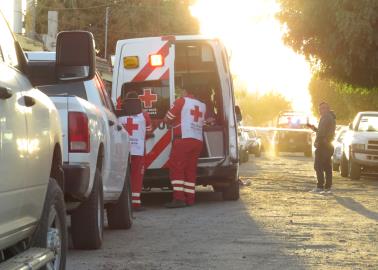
222, 180, 240, 201
107, 167, 133, 230
71, 169, 104, 250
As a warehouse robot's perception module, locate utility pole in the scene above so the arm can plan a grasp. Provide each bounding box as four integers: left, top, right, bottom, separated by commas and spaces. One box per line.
26, 0, 36, 39
104, 7, 110, 59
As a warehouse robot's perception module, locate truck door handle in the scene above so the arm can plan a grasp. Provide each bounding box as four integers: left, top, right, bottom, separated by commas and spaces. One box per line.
24, 96, 36, 107
108, 120, 115, 126
117, 125, 122, 131
0, 87, 13, 100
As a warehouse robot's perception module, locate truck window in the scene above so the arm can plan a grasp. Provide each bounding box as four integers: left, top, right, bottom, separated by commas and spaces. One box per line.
37, 82, 87, 100
357, 115, 378, 132
0, 15, 18, 67
121, 80, 169, 119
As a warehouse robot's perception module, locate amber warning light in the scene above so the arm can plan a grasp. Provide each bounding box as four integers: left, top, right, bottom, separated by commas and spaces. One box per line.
123, 56, 139, 69
149, 54, 164, 67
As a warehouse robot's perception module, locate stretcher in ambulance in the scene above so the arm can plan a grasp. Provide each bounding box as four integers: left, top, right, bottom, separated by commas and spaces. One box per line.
112, 36, 240, 200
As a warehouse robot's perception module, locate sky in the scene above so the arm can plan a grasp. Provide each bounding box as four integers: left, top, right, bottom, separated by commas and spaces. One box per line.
190, 0, 313, 113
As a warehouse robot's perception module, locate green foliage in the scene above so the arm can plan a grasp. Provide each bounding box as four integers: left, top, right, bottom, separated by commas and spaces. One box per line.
309, 76, 378, 123
33, 0, 199, 57
278, 0, 378, 88
235, 90, 292, 126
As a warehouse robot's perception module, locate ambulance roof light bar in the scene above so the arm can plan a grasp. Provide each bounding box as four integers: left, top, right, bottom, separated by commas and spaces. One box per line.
149, 54, 164, 67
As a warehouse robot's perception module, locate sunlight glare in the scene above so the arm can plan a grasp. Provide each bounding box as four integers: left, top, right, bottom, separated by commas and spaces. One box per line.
191, 0, 313, 114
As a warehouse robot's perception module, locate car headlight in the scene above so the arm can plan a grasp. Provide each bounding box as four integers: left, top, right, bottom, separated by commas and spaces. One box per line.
352, 143, 365, 151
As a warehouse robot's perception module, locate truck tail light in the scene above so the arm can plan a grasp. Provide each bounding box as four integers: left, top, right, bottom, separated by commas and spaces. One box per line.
68, 112, 90, 153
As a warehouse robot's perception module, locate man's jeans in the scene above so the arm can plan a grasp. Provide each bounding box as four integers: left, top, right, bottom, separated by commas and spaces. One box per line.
314, 146, 334, 189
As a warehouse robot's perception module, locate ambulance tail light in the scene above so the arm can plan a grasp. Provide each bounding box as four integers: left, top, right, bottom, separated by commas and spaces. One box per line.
68, 112, 90, 153
149, 54, 164, 67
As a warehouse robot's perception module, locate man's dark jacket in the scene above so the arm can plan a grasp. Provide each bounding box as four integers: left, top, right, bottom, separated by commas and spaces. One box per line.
315, 111, 336, 149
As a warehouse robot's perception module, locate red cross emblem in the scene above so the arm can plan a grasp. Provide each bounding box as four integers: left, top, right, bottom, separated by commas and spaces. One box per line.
124, 117, 139, 136
190, 105, 203, 122
138, 88, 157, 109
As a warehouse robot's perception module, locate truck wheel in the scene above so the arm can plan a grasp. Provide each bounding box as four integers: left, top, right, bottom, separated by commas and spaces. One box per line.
107, 167, 133, 230
340, 154, 349, 177
32, 178, 67, 270
349, 160, 361, 180
222, 180, 240, 201
304, 147, 312, 158
71, 168, 104, 250
332, 162, 340, 172
255, 148, 261, 157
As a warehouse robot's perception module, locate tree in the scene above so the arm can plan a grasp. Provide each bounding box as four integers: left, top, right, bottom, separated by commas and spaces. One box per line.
309, 76, 378, 123
32, 0, 199, 57
235, 90, 292, 126
278, 0, 378, 88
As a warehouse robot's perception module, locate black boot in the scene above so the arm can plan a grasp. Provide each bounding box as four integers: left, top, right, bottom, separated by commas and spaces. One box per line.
165, 199, 186, 208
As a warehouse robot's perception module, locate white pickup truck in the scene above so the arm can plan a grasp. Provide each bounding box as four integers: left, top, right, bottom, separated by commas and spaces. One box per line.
26, 52, 132, 250
340, 111, 378, 180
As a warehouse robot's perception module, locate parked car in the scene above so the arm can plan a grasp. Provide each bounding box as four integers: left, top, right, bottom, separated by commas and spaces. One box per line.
340, 112, 378, 180
238, 128, 250, 163
0, 13, 94, 269
26, 52, 132, 250
273, 111, 313, 157
246, 128, 262, 157
332, 126, 348, 171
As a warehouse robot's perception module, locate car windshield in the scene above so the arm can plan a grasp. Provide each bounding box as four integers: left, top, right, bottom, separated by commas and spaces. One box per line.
357, 115, 378, 132
277, 114, 308, 129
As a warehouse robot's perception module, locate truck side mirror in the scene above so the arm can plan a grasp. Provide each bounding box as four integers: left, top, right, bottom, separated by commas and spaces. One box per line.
56, 31, 96, 82
235, 105, 242, 122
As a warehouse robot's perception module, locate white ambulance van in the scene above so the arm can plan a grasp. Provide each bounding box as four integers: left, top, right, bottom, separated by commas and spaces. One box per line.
112, 35, 241, 200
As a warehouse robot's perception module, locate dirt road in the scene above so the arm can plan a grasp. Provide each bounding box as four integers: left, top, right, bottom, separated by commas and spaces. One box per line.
67, 154, 378, 270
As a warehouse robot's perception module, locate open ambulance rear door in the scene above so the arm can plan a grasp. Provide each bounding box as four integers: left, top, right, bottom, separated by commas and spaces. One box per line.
112, 37, 175, 170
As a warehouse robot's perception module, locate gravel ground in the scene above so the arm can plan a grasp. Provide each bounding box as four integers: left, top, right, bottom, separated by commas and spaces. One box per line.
67, 153, 378, 270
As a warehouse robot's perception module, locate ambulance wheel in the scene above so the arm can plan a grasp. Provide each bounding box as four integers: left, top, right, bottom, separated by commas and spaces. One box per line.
71, 169, 104, 250
107, 166, 133, 230
222, 180, 240, 201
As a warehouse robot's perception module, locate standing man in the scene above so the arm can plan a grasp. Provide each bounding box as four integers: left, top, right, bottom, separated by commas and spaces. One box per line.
308, 102, 336, 194
164, 87, 206, 208
119, 92, 152, 211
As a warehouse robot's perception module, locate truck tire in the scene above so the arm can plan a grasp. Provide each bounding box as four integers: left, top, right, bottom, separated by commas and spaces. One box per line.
222, 180, 240, 201
32, 178, 67, 270
304, 147, 312, 158
349, 160, 361, 180
340, 154, 349, 177
71, 168, 104, 250
107, 167, 133, 230
255, 148, 261, 157
332, 162, 340, 172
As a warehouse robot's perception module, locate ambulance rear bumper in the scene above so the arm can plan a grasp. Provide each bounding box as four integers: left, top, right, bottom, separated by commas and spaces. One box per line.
143, 164, 238, 188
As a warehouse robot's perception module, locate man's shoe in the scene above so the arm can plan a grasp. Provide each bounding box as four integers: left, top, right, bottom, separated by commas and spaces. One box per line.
310, 187, 323, 193
321, 189, 332, 194
165, 200, 186, 208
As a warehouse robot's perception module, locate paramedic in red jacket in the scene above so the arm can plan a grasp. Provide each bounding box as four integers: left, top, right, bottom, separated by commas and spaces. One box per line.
164, 87, 207, 208
119, 92, 152, 211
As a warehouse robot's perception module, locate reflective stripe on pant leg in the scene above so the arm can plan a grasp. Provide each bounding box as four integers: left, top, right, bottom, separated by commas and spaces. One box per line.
169, 140, 188, 202
183, 139, 203, 205
131, 155, 145, 207
132, 193, 141, 207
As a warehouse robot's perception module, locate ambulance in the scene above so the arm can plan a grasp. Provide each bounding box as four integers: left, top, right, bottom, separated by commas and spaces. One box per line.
112, 35, 241, 200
